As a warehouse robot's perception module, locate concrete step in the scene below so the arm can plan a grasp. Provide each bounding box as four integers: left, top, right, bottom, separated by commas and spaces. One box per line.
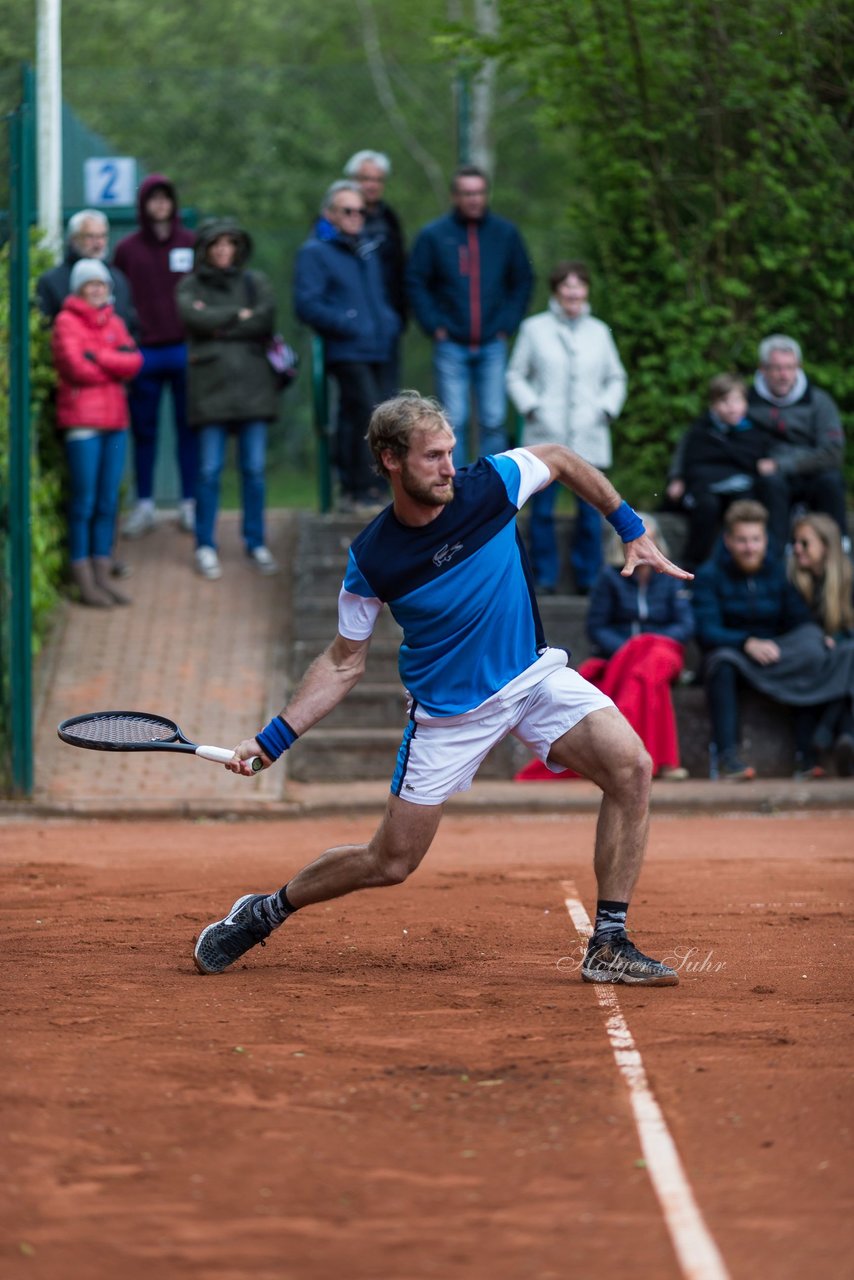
292, 598, 404, 641
286, 512, 798, 782
287, 727, 519, 783
286, 685, 798, 784
319, 683, 409, 729
292, 511, 693, 603
290, 637, 402, 683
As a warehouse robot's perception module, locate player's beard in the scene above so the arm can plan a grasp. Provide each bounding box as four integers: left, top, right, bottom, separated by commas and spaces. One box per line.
399, 463, 455, 508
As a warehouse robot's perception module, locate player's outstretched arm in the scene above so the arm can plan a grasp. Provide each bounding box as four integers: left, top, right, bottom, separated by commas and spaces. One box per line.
227, 633, 370, 775
524, 443, 693, 582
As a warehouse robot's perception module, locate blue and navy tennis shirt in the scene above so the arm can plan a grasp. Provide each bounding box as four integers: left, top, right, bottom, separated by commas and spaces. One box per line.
337, 449, 555, 718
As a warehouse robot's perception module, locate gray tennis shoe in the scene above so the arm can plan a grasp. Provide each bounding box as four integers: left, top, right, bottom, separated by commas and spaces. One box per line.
582, 932, 679, 986
194, 894, 274, 974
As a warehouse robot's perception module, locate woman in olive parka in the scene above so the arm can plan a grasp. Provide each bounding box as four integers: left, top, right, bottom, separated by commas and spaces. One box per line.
177, 217, 280, 579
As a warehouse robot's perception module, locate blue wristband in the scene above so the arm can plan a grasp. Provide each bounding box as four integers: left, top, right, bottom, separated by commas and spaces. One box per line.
255, 715, 298, 762
606, 501, 645, 543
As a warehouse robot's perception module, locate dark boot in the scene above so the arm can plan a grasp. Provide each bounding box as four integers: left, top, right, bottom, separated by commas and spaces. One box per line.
92, 557, 132, 605
70, 559, 113, 607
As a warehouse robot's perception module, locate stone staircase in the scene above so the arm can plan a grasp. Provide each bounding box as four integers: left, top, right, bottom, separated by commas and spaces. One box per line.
285, 510, 798, 783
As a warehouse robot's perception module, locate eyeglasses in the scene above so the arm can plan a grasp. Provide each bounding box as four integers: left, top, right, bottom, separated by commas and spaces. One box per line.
338, 206, 366, 216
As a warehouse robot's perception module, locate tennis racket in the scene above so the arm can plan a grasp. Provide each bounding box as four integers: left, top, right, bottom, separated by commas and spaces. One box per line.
57, 711, 263, 771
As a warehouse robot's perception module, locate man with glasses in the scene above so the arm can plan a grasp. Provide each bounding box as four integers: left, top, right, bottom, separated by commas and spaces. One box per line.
407, 166, 533, 467
295, 180, 402, 512
37, 209, 137, 334
344, 149, 407, 391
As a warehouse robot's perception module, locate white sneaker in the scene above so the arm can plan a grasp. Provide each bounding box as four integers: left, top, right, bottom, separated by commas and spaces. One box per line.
178, 499, 196, 534
195, 546, 222, 580
249, 546, 279, 576
122, 503, 155, 538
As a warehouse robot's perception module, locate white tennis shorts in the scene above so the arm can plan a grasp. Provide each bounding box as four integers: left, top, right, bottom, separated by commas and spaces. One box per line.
390, 664, 614, 806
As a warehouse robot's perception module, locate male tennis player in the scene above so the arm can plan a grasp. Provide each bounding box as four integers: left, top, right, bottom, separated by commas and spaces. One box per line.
195, 392, 692, 984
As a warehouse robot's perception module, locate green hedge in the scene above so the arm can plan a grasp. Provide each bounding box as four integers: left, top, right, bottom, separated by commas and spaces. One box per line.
449, 0, 854, 507
0, 238, 66, 755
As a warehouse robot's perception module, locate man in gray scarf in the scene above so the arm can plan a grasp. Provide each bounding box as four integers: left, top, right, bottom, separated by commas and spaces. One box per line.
748, 334, 847, 549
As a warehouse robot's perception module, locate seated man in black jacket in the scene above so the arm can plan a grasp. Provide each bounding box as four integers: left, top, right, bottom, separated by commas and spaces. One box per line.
666, 374, 772, 570
692, 500, 812, 779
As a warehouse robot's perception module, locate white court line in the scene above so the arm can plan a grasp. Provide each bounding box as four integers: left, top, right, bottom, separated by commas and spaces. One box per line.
563, 882, 731, 1280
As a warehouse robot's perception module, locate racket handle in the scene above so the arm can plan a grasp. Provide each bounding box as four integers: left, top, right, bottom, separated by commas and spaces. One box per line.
195, 745, 264, 773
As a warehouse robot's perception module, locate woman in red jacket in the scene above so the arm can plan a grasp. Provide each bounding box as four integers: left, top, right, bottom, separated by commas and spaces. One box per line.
52, 259, 142, 605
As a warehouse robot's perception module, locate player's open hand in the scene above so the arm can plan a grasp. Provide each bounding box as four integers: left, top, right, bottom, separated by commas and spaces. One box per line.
226, 737, 271, 775
621, 533, 694, 581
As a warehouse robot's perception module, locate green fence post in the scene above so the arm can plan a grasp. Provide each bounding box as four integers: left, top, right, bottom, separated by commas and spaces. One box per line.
456, 70, 471, 166
311, 335, 332, 514
7, 67, 35, 796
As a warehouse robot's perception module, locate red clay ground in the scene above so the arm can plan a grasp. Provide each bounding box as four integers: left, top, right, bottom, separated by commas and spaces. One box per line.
1, 812, 851, 1280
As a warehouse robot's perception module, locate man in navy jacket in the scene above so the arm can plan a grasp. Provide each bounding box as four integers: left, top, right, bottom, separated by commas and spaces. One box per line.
692, 499, 811, 779
407, 167, 533, 467
295, 181, 401, 511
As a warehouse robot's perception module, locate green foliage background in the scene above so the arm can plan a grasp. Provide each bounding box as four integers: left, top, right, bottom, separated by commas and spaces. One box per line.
448, 0, 854, 501
0, 239, 65, 778
0, 0, 851, 617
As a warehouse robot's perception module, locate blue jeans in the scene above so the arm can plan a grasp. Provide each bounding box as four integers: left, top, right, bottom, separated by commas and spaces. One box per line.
528, 485, 603, 590
65, 430, 128, 561
571, 496, 604, 590
196, 421, 267, 552
129, 343, 197, 501
432, 338, 508, 467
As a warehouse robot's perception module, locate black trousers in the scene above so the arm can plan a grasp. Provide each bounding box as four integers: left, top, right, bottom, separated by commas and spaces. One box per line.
326, 361, 395, 501
755, 469, 848, 547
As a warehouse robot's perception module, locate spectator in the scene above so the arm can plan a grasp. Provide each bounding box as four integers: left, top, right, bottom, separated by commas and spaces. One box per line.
52, 260, 142, 607
691, 499, 854, 780
37, 209, 137, 335
516, 516, 693, 782
507, 260, 627, 593
176, 218, 281, 581
407, 165, 533, 466
113, 174, 197, 537
294, 180, 400, 513
665, 373, 772, 571
747, 334, 847, 548
788, 512, 854, 776
344, 149, 406, 388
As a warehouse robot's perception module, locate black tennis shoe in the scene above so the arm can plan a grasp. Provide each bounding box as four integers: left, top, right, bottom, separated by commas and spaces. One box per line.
582, 931, 679, 986
194, 894, 275, 974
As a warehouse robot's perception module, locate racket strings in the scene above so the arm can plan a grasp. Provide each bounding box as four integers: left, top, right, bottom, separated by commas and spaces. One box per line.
62, 713, 177, 745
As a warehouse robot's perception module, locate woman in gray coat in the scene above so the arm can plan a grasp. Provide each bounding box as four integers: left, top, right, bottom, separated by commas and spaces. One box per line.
177, 218, 280, 580
506, 260, 627, 593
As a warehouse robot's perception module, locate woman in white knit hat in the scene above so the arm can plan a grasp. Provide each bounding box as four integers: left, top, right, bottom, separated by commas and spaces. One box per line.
52, 259, 142, 605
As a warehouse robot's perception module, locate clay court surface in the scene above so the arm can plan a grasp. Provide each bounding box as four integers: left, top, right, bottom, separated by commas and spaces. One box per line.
1, 811, 851, 1279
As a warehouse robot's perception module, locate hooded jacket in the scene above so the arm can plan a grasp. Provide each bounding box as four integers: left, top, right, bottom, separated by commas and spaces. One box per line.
506, 299, 627, 468
407, 209, 533, 346
176, 218, 279, 426
294, 219, 401, 364
112, 174, 195, 346
52, 296, 142, 430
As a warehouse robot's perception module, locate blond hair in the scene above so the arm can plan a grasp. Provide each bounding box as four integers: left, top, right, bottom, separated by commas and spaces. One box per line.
788, 513, 854, 635
366, 392, 451, 478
